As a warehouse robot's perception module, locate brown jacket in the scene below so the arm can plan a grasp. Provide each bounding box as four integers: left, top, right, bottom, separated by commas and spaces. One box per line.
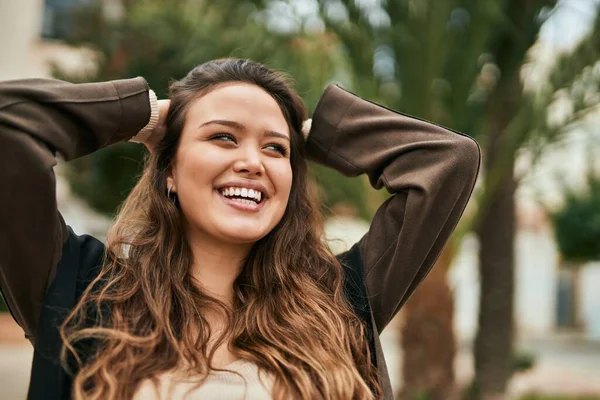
0, 77, 480, 399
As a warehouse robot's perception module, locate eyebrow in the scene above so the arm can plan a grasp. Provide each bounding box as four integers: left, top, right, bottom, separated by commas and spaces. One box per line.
199, 119, 290, 141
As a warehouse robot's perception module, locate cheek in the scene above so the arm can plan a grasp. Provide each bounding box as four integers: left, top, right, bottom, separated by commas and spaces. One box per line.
271, 162, 293, 199
175, 146, 222, 183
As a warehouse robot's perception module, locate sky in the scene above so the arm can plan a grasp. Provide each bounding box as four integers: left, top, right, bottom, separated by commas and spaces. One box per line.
519, 0, 600, 210
540, 0, 600, 50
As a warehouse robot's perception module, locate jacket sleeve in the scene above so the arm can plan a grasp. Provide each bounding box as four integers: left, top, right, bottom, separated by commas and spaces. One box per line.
306, 84, 481, 332
0, 77, 151, 341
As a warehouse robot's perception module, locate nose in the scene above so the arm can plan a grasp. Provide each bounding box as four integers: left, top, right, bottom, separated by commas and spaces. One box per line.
232, 145, 265, 176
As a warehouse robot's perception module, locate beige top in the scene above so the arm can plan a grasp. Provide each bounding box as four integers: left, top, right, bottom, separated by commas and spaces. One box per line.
133, 360, 274, 400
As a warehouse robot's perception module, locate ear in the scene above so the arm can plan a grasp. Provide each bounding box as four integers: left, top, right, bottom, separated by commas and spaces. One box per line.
167, 167, 177, 192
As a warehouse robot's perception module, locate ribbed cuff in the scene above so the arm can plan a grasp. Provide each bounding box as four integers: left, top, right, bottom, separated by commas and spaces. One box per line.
305, 84, 356, 165
130, 89, 159, 143
302, 118, 312, 139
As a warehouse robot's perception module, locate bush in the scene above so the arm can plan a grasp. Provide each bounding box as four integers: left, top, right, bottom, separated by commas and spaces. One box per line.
512, 350, 536, 373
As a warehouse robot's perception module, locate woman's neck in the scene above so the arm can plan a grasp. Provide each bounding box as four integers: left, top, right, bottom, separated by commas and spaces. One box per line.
185, 231, 252, 305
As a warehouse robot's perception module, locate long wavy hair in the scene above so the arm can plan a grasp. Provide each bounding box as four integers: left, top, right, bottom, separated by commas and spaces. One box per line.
60, 58, 381, 399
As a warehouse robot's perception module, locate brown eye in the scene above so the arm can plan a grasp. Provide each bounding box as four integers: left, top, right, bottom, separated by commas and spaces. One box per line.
210, 133, 237, 143
265, 143, 288, 156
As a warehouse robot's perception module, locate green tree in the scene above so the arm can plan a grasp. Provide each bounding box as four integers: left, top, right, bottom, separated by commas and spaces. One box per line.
551, 166, 600, 264
306, 0, 600, 398
548, 159, 600, 330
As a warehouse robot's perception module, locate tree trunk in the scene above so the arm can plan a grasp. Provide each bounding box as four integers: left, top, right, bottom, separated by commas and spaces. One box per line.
474, 71, 520, 399
474, 167, 516, 400
571, 266, 583, 329
559, 263, 583, 330
399, 244, 457, 400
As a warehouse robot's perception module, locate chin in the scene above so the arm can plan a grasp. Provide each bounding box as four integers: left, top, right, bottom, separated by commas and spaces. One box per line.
220, 227, 272, 244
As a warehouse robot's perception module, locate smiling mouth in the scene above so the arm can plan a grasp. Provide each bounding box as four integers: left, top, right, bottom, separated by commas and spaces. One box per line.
217, 187, 265, 205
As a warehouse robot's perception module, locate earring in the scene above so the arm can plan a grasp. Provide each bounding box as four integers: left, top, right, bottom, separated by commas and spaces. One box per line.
167, 186, 177, 204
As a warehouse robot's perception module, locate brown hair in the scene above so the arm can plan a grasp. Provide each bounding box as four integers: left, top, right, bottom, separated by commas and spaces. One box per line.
60, 58, 381, 399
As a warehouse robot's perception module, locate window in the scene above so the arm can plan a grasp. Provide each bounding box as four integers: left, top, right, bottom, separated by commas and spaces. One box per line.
41, 0, 94, 40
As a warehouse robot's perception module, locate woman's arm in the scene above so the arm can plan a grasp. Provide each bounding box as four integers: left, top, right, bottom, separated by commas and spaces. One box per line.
306, 84, 481, 332
0, 77, 154, 341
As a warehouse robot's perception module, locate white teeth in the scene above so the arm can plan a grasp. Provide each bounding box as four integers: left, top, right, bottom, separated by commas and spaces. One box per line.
219, 186, 264, 203
231, 198, 255, 205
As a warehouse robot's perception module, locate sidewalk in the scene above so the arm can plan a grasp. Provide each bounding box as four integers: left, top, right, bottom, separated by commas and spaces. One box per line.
0, 343, 33, 400
0, 314, 32, 400
379, 328, 600, 398
509, 335, 600, 396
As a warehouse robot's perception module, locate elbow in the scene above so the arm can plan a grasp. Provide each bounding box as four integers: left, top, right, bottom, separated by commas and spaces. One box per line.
0, 130, 57, 184
452, 134, 481, 186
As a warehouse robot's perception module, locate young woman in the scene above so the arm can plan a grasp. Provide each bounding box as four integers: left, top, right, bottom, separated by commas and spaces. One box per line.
0, 59, 480, 399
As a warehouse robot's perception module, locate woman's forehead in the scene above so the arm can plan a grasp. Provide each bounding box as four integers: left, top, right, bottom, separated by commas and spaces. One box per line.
185, 82, 289, 134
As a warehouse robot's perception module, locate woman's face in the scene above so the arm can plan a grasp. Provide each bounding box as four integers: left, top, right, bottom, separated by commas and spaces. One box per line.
168, 82, 293, 246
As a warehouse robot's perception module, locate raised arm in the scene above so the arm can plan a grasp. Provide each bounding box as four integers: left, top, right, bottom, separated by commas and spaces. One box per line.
0, 77, 153, 341
306, 84, 480, 332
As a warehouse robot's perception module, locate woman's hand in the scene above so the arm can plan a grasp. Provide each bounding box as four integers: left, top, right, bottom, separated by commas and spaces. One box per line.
141, 99, 170, 153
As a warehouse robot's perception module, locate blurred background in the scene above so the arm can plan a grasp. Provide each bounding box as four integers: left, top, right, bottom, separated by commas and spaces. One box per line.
1, 0, 600, 399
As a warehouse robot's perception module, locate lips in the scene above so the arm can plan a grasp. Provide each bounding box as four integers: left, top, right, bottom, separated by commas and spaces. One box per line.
218, 186, 263, 204
215, 180, 269, 198
216, 189, 265, 212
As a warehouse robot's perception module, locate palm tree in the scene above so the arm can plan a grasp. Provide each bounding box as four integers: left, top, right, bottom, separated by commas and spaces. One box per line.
474, 6, 600, 397
313, 0, 600, 398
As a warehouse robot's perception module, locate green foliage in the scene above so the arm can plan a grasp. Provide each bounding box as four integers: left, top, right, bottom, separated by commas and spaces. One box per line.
512, 350, 536, 373
522, 11, 600, 172
311, 165, 375, 220
0, 294, 7, 313
57, 0, 372, 217
66, 143, 146, 215
549, 163, 600, 263
317, 0, 556, 134
316, 0, 600, 236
